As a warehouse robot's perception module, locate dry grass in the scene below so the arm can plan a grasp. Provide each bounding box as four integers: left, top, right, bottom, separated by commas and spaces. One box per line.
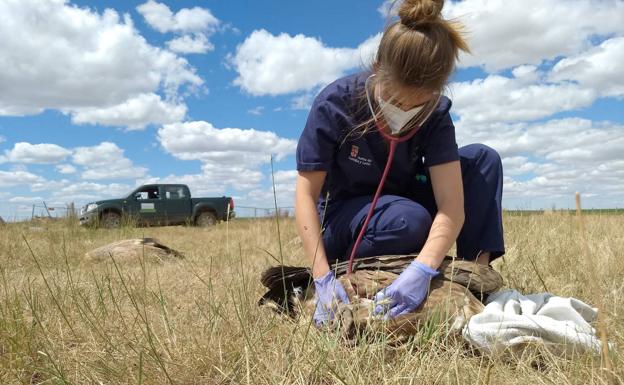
0, 213, 622, 384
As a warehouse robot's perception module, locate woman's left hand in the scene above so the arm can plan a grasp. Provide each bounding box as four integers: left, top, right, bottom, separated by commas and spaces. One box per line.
373, 260, 439, 319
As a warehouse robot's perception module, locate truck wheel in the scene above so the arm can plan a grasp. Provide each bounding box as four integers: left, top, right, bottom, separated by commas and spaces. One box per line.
196, 211, 217, 227
101, 212, 122, 229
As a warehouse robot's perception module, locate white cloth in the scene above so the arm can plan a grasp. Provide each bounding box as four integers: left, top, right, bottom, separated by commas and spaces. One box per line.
462, 290, 604, 356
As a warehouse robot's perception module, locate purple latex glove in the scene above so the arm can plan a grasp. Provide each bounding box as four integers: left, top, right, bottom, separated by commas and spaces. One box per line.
313, 271, 350, 325
373, 260, 439, 319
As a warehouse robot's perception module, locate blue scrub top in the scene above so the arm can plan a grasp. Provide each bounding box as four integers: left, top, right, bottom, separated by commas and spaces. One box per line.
296, 71, 459, 213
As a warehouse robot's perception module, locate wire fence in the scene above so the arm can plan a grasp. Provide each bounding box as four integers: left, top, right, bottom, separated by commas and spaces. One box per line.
1, 200, 623, 223
0, 201, 296, 222
0, 201, 77, 222
234, 205, 295, 218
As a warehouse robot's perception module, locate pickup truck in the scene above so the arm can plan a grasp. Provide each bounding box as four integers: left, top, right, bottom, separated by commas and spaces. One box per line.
79, 184, 235, 228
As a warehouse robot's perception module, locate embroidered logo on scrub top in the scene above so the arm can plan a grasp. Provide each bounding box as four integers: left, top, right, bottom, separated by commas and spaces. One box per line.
414, 174, 428, 183
348, 145, 372, 166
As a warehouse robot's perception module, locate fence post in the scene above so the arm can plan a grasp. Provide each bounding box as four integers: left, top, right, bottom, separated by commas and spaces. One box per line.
42, 201, 52, 218
68, 202, 76, 219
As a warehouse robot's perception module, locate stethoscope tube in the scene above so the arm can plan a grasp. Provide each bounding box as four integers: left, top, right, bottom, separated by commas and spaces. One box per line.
346, 121, 419, 275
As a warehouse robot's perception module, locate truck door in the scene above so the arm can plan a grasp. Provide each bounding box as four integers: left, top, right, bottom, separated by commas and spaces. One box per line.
127, 186, 163, 225
161, 185, 192, 224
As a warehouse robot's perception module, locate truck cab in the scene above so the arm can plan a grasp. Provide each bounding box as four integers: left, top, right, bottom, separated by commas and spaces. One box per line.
125, 184, 191, 224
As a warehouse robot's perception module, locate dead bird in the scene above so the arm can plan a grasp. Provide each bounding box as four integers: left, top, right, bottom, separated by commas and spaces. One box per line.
85, 238, 184, 262
259, 255, 503, 341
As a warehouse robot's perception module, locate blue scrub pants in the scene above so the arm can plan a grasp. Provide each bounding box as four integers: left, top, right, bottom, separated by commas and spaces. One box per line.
322, 143, 505, 263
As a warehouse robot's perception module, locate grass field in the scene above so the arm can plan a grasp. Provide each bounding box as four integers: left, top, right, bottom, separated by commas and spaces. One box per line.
0, 213, 622, 384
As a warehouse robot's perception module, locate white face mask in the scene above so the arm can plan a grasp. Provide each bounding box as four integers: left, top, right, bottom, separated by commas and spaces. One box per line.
377, 96, 424, 135
365, 75, 436, 136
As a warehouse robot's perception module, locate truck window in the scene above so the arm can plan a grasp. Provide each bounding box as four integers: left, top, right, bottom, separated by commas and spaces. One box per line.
163, 186, 187, 199
135, 186, 159, 200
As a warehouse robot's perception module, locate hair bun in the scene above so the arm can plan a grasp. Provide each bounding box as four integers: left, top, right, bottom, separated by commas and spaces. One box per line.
398, 0, 444, 28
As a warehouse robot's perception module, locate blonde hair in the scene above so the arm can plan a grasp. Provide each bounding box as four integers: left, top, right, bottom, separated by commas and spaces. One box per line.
376, 0, 470, 91
347, 0, 469, 140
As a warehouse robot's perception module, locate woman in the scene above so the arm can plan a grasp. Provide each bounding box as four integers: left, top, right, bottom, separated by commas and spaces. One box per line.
295, 0, 504, 325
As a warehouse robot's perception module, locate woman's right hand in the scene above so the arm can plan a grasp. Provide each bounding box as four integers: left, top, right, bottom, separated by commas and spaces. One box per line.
313, 271, 350, 325
295, 171, 347, 324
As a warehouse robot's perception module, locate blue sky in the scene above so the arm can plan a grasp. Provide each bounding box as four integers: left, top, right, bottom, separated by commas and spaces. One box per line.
0, 0, 623, 220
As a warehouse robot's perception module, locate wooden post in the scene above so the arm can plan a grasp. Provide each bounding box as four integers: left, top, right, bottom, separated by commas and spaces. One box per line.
576, 192, 614, 384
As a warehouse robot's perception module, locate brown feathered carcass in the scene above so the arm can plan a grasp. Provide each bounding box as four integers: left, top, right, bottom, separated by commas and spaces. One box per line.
259, 255, 503, 341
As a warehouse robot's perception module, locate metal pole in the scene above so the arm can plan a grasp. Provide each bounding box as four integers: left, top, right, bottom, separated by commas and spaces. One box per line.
31, 204, 35, 220
42, 201, 52, 218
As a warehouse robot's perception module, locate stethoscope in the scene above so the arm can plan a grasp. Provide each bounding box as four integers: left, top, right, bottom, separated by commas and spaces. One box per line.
346, 75, 440, 275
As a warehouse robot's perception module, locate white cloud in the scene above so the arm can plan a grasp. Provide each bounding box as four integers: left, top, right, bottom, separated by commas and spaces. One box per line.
291, 92, 315, 110
450, 68, 597, 125
167, 34, 214, 54
501, 156, 541, 177
51, 181, 133, 203
452, 56, 624, 138
158, 121, 297, 164
377, 0, 396, 18
137, 0, 219, 33
458, 118, 624, 160
231, 29, 380, 96
31, 179, 70, 193
9, 196, 44, 204
137, 1, 219, 56
444, 0, 624, 72
550, 37, 624, 98
156, 121, 297, 194
0, 0, 202, 128
58, 182, 131, 197
272, 170, 298, 185
247, 106, 265, 115
502, 160, 624, 206
357, 33, 382, 65
5, 141, 148, 181
240, 170, 298, 211
0, 170, 45, 187
456, 118, 624, 205
56, 164, 77, 174
71, 93, 187, 130
244, 185, 295, 210
142, 164, 263, 196
72, 142, 148, 180
450, 37, 624, 124
5, 142, 71, 164
10, 179, 135, 205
